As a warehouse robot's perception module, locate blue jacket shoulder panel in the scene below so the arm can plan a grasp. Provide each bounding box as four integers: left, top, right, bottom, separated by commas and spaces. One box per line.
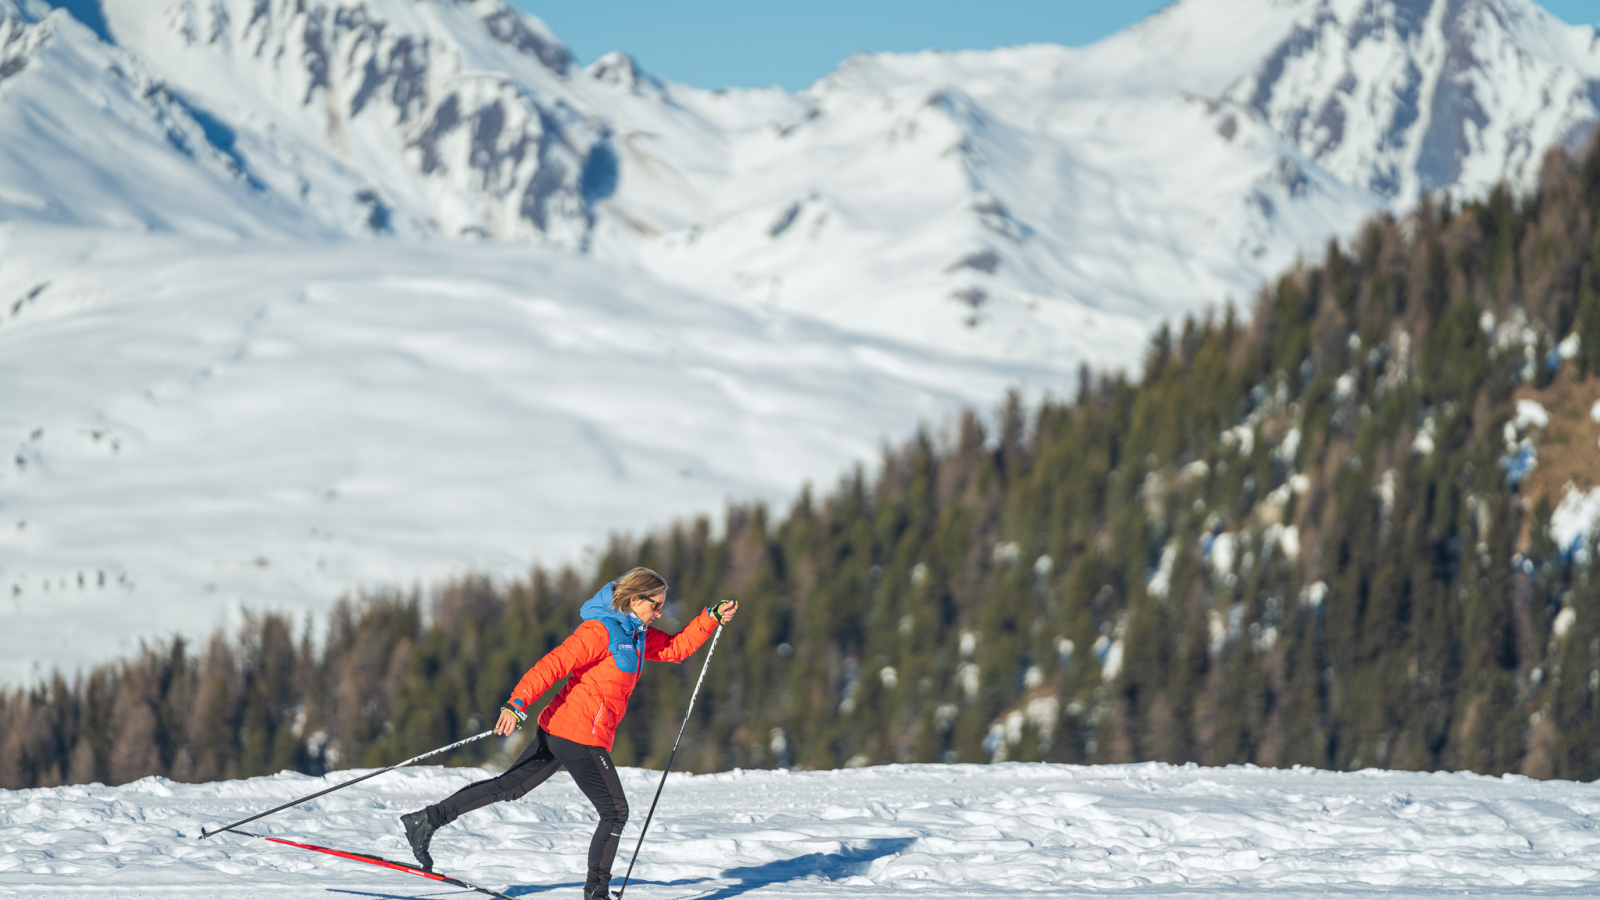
581, 582, 645, 674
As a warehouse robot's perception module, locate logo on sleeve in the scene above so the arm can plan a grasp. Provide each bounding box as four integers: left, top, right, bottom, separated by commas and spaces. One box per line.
611, 639, 641, 673
600, 617, 645, 673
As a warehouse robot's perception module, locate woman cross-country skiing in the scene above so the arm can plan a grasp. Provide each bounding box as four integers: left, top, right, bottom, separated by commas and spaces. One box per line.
399, 567, 736, 900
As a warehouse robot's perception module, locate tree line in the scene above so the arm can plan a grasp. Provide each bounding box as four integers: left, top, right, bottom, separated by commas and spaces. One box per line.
7, 136, 1600, 789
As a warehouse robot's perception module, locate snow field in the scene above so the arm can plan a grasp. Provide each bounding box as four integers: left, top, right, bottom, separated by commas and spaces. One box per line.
3, 761, 1600, 898
0, 226, 1067, 683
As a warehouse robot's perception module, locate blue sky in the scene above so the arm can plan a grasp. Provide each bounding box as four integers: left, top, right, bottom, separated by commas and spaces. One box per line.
522, 1, 1600, 92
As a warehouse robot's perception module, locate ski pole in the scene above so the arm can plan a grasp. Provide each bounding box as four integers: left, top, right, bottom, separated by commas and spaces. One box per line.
198, 729, 495, 839
614, 623, 723, 900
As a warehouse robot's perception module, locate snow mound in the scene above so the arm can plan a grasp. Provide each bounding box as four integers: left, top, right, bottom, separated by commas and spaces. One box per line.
1552, 481, 1600, 561
2, 761, 1599, 897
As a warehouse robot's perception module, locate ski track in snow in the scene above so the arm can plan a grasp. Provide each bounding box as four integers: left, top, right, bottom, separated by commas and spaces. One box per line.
3, 761, 1600, 898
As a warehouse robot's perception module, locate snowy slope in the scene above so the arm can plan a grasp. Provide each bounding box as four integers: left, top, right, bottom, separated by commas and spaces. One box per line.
4, 760, 1600, 897
0, 0, 320, 238
0, 225, 1063, 683
3, 0, 1600, 683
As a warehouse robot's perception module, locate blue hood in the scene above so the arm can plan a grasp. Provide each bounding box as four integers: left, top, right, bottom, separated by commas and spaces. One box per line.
581, 582, 643, 632
582, 582, 646, 673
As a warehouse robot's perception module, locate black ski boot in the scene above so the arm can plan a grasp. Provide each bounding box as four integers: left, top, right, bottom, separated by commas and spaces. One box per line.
400, 809, 435, 871
582, 867, 613, 900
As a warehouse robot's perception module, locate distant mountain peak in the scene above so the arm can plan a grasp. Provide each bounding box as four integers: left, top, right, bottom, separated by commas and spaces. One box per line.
1204, 0, 1600, 203
584, 50, 667, 100
468, 0, 572, 74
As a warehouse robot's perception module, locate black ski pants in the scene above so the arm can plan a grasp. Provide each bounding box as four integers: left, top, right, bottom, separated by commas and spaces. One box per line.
425, 726, 629, 884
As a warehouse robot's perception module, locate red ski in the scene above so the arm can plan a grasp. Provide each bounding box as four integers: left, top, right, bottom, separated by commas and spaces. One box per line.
207, 827, 517, 900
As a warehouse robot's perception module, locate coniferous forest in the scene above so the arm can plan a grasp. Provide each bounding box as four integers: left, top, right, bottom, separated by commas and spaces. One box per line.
9, 137, 1600, 790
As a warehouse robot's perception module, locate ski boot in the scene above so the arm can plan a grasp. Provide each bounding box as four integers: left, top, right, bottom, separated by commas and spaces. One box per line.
400, 809, 435, 871
583, 867, 613, 900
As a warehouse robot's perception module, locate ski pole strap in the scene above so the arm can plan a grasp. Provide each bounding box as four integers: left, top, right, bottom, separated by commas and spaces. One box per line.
198, 729, 494, 840
615, 624, 723, 900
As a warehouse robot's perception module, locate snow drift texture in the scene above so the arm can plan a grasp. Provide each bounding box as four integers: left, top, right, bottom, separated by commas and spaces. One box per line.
3, 760, 1600, 897
2, 0, 1600, 681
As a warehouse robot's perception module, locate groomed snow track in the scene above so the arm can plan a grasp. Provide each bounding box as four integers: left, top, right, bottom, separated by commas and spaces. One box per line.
3, 760, 1599, 898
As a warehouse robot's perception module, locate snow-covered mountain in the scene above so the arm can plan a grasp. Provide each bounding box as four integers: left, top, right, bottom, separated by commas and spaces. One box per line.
4, 0, 1598, 347
2, 0, 1599, 682
601, 0, 1600, 355
0, 0, 600, 243
1222, 0, 1600, 201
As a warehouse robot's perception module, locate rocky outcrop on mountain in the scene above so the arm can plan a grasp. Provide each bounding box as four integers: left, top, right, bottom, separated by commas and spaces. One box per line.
135, 0, 609, 245
0, 0, 608, 243
0, 10, 44, 84
1221, 0, 1600, 202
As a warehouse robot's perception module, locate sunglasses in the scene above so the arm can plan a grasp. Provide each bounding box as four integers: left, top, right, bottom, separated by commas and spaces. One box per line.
636, 594, 665, 611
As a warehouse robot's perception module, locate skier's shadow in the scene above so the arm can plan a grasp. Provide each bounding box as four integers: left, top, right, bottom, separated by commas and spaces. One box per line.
326, 838, 913, 900
682, 837, 917, 900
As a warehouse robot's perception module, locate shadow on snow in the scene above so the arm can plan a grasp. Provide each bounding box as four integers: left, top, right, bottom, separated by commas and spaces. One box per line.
325, 838, 914, 900
682, 837, 917, 900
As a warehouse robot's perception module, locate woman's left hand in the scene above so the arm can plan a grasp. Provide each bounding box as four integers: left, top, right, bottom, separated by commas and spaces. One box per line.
494, 707, 522, 735
712, 599, 738, 624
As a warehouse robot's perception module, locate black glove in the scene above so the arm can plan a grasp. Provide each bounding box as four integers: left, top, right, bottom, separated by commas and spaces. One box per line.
710, 599, 738, 623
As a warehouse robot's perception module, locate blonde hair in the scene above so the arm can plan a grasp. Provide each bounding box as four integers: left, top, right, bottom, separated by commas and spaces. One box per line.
611, 567, 667, 611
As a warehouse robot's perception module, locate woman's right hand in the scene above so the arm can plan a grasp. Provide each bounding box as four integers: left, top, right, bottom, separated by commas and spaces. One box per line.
495, 707, 521, 735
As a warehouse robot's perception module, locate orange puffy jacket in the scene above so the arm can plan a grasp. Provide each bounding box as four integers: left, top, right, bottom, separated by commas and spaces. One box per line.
504, 583, 719, 751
